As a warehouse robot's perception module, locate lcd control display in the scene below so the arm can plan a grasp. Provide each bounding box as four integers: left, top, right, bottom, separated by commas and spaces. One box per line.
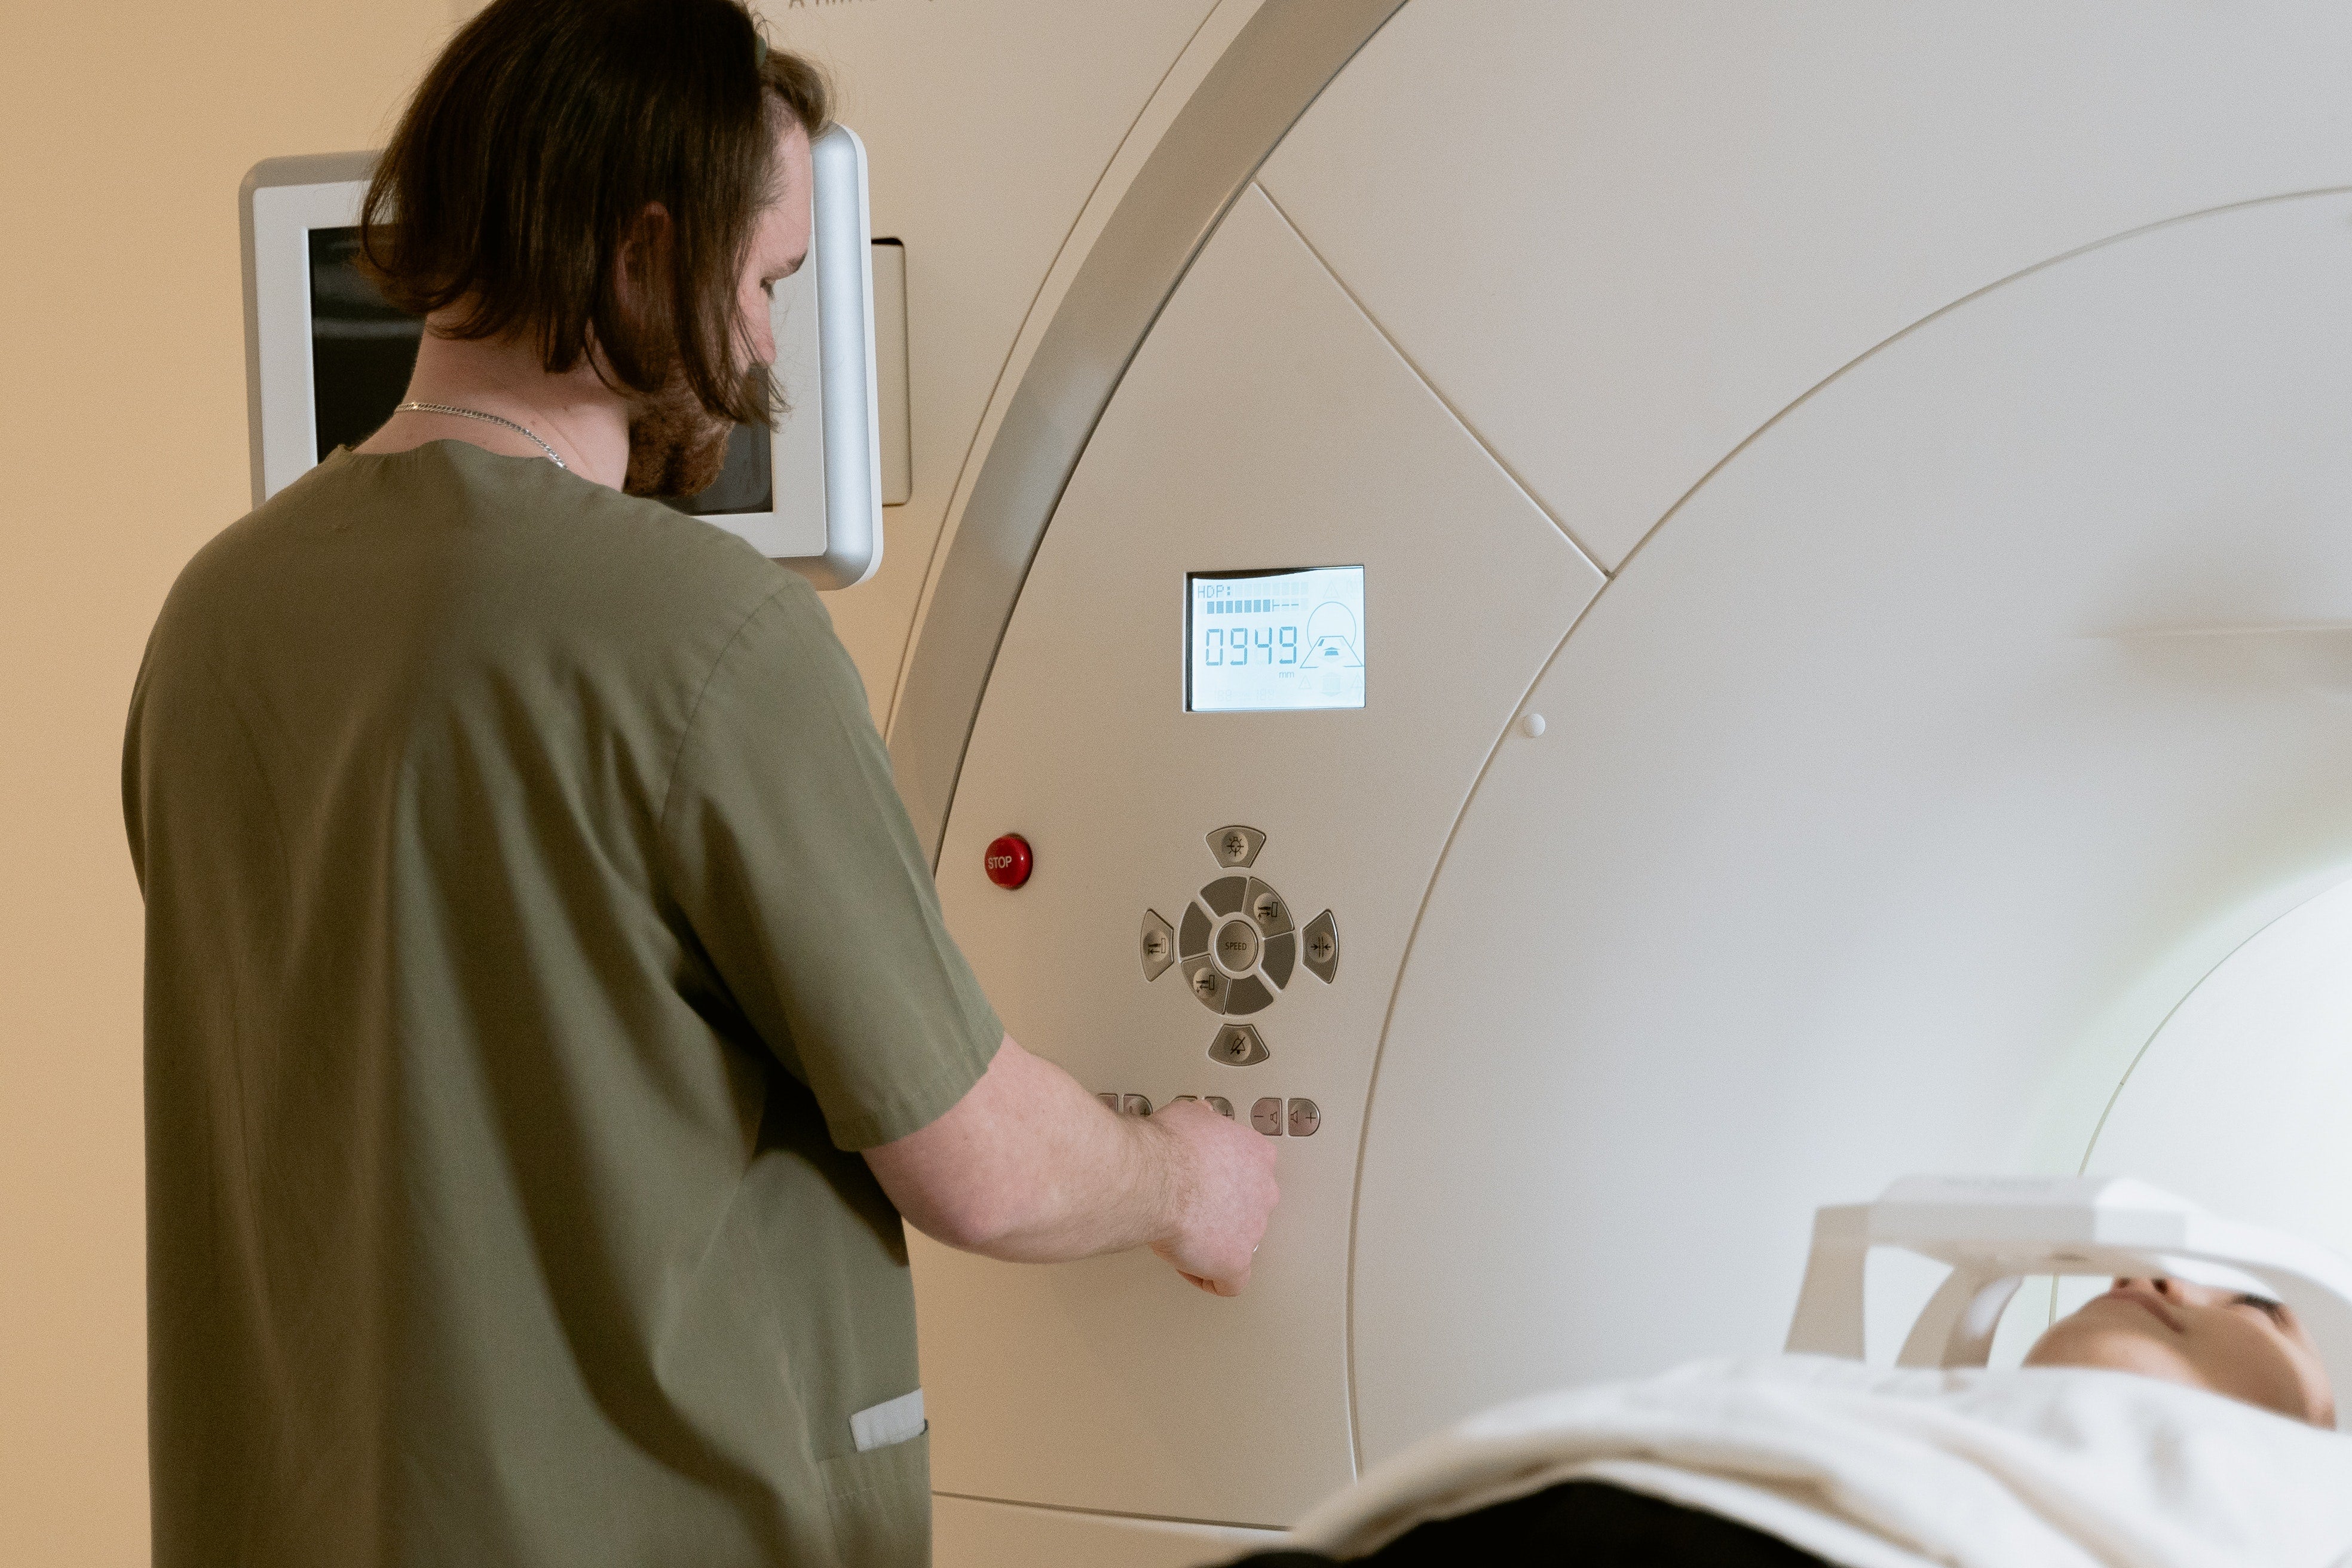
1187, 566, 1365, 712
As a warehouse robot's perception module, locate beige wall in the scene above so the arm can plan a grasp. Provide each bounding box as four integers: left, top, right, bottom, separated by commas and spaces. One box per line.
0, 2, 468, 1560
0, 0, 1229, 1554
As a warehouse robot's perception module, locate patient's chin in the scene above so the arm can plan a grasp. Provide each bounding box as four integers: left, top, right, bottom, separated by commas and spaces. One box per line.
2025, 1322, 2197, 1386
2027, 1320, 2326, 1425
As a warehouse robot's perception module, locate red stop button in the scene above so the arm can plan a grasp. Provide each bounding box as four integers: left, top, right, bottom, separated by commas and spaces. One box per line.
984, 834, 1033, 889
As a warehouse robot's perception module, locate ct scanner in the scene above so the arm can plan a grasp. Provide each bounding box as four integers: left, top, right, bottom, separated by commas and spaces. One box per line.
246, 2, 2352, 1563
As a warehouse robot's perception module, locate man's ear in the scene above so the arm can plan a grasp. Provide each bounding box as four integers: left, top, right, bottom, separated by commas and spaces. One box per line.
612, 201, 674, 318
597, 201, 676, 389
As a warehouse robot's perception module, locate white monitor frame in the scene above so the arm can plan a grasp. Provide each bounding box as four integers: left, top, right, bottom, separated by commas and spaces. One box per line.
238, 125, 883, 590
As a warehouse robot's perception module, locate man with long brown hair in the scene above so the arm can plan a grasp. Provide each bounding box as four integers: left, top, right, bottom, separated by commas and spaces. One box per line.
123, 2, 1276, 1563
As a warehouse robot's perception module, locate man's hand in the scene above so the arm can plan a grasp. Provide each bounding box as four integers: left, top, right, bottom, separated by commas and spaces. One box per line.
863, 1036, 1281, 1293
1147, 1098, 1279, 1295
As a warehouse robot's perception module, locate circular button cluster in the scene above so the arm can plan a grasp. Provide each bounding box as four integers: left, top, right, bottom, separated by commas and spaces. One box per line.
1178, 874, 1295, 1016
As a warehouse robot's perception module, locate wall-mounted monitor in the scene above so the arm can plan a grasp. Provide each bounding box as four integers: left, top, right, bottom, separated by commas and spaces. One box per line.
240, 126, 902, 590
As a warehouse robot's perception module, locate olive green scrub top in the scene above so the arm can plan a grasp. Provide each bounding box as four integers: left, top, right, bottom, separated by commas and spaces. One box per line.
122, 442, 1002, 1568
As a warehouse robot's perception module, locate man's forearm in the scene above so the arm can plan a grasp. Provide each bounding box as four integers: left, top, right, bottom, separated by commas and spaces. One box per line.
864, 1036, 1194, 1263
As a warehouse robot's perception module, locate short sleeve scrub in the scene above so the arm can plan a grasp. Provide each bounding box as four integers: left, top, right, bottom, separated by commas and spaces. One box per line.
124, 442, 1002, 1568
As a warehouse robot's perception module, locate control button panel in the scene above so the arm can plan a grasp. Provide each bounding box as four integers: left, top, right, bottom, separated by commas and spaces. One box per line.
1136, 832, 1339, 1145
1209, 1022, 1270, 1067
1140, 910, 1175, 981
1097, 1089, 1315, 1135
1208, 825, 1266, 868
1142, 828, 1338, 1017
1301, 909, 1340, 984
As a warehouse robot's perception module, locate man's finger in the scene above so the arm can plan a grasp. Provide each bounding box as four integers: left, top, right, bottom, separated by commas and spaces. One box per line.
1174, 1265, 1248, 1296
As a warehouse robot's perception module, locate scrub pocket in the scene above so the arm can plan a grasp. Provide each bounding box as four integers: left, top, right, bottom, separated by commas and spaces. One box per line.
820, 1424, 931, 1567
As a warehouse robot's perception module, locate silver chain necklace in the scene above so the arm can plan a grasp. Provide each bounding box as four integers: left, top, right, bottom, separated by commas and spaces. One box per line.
392, 401, 568, 470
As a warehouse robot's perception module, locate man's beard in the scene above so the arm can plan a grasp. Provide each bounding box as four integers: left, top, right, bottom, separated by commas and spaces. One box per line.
623, 372, 739, 499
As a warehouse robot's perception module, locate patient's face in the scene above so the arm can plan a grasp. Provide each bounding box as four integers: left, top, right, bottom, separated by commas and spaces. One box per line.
2023, 1278, 2334, 1426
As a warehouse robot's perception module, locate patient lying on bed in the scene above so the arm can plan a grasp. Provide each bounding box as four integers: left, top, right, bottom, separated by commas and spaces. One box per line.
1226, 1279, 2352, 1568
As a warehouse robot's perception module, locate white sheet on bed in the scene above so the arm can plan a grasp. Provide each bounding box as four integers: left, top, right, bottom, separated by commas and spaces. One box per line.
1292, 1356, 2352, 1567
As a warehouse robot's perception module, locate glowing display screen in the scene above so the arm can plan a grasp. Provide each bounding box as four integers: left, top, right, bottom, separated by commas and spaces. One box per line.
1187, 566, 1365, 712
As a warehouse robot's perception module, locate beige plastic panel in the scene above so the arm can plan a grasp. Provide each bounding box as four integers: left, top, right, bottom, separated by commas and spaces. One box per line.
884, 0, 1408, 852
757, 0, 1223, 713
1352, 194, 2352, 1465
2075, 875, 2352, 1326
1258, 0, 2352, 571
935, 1495, 1278, 1568
920, 185, 1600, 1524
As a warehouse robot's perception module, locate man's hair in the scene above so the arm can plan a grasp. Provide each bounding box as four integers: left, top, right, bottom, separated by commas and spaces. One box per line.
361, 0, 831, 427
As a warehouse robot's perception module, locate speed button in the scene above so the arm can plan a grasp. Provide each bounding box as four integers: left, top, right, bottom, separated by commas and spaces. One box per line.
1213, 917, 1261, 975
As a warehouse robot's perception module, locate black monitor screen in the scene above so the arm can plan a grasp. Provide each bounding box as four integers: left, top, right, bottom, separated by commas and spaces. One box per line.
655, 407, 775, 518
307, 227, 422, 461
305, 225, 771, 516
